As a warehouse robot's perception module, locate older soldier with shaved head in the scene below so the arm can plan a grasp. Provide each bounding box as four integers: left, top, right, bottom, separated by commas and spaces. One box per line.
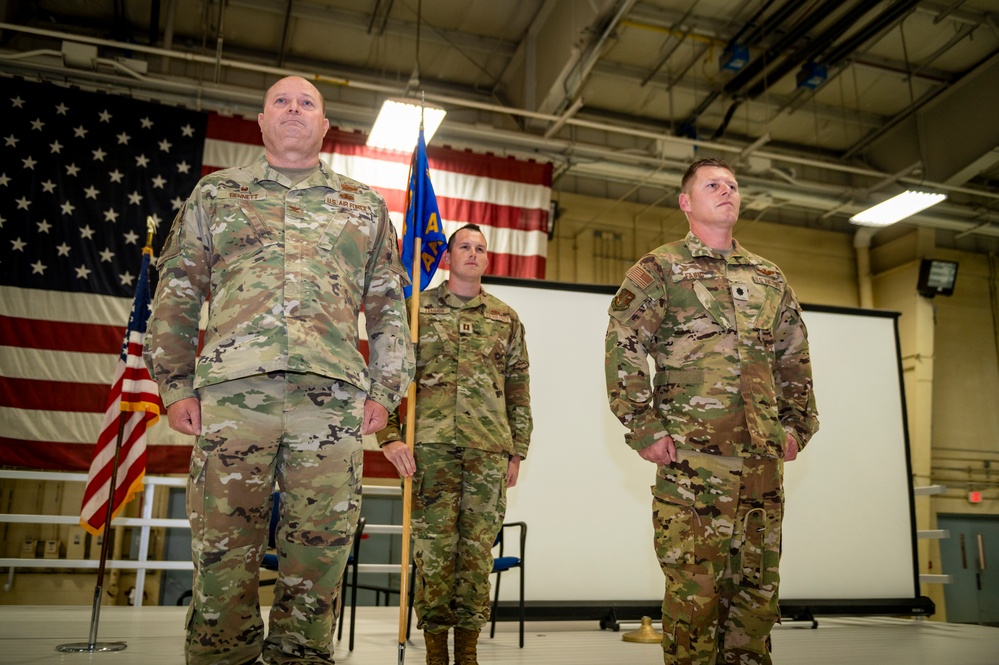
605, 157, 819, 665
147, 76, 414, 664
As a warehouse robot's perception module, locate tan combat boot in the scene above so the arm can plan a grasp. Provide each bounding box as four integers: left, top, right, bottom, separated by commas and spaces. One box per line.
453, 627, 479, 665
424, 629, 450, 665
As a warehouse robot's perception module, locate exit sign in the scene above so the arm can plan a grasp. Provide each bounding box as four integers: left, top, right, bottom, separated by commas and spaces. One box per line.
969, 490, 983, 504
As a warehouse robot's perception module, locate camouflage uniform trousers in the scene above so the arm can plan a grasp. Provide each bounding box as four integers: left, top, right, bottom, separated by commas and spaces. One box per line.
185, 371, 364, 665
653, 448, 783, 665
411, 444, 508, 634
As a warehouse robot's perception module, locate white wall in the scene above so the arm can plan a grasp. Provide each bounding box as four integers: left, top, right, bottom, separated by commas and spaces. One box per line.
490, 279, 918, 605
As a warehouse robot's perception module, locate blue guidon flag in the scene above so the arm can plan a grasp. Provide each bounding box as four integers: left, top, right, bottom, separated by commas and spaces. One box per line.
401, 128, 446, 297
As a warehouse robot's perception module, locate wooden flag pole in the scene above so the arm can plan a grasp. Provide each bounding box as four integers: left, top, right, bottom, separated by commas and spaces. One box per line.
398, 237, 422, 665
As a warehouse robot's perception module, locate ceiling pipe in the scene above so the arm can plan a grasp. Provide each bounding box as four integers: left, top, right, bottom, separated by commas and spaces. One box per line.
2, 21, 997, 238
822, 0, 924, 69
681, 0, 834, 131
1, 19, 992, 191
557, 0, 638, 115
148, 0, 161, 48
2, 20, 994, 199
726, 0, 784, 49
722, 0, 841, 97
741, 0, 885, 100
277, 0, 294, 67
709, 0, 925, 140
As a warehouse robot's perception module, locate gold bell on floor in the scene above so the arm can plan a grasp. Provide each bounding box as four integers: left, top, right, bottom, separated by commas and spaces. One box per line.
622, 616, 662, 644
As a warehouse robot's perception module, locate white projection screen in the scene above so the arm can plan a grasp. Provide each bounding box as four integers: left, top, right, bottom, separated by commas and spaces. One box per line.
486, 277, 927, 618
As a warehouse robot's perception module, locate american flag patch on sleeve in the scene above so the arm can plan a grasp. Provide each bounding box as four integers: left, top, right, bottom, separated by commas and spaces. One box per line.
626, 264, 654, 290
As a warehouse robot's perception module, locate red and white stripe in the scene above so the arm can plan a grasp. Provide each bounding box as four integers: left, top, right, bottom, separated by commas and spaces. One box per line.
0, 286, 191, 474
0, 114, 551, 477
79, 327, 160, 535
204, 115, 552, 279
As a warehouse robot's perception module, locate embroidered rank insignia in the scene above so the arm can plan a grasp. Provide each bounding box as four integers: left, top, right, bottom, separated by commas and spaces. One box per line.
460, 322, 473, 335
612, 288, 636, 311
732, 283, 749, 300
626, 264, 654, 289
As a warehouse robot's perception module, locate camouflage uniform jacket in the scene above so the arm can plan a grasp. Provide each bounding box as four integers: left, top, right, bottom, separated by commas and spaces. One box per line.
605, 232, 818, 459
147, 156, 415, 411
377, 281, 533, 459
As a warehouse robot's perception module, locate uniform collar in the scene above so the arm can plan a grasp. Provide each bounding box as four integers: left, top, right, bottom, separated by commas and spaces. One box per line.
252, 155, 340, 190
436, 280, 486, 309
684, 231, 758, 265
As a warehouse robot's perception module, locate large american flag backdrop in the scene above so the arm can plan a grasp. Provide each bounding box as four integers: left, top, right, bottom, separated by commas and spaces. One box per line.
0, 78, 552, 474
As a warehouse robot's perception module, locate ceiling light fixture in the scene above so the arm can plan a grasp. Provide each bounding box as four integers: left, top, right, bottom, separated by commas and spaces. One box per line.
849, 190, 947, 227
366, 99, 446, 153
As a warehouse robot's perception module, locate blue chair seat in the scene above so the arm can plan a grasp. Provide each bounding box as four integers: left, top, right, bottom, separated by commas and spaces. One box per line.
492, 556, 521, 572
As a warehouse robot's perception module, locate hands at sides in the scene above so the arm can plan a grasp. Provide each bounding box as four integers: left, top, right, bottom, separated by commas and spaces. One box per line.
381, 440, 416, 478
362, 399, 388, 435
166, 397, 202, 435
168, 396, 395, 440
638, 434, 798, 464
507, 455, 522, 488
638, 435, 676, 465
784, 432, 800, 461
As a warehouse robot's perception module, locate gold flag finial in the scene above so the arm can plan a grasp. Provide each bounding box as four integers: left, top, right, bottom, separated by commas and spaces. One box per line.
144, 216, 156, 250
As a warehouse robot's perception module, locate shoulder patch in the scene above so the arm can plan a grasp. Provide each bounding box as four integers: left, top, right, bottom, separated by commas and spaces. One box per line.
626, 264, 654, 290
611, 288, 636, 311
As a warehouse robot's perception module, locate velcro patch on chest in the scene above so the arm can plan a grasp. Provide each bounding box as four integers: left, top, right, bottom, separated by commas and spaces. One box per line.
325, 194, 371, 212
221, 185, 264, 201
753, 274, 781, 290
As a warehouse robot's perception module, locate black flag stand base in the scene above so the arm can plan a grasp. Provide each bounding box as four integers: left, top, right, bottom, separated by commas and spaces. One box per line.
57, 418, 130, 654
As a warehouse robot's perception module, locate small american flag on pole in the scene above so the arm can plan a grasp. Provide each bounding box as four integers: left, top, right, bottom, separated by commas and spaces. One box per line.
80, 241, 163, 536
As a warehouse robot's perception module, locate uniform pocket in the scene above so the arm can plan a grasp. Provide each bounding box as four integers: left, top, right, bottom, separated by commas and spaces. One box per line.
211, 202, 275, 267
652, 490, 695, 566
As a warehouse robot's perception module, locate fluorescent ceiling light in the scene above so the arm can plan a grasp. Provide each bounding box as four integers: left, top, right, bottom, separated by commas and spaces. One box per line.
849, 190, 947, 227
366, 99, 446, 153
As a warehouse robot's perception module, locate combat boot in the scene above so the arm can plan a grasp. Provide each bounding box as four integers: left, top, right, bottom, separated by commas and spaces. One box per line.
453, 627, 479, 665
424, 629, 449, 665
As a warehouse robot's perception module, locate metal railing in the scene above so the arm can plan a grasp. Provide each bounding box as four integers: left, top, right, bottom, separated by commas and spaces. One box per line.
0, 470, 403, 606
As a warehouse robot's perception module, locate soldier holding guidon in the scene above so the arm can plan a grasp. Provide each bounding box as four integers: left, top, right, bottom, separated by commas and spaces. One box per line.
379, 224, 533, 665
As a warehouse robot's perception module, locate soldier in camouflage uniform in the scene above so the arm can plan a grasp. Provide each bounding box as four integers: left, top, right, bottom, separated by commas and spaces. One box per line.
378, 224, 533, 665
605, 158, 818, 665
146, 76, 415, 665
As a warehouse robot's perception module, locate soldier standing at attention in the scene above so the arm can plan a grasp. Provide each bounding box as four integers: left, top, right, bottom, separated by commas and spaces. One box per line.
147, 76, 414, 665
379, 224, 533, 665
605, 157, 818, 665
